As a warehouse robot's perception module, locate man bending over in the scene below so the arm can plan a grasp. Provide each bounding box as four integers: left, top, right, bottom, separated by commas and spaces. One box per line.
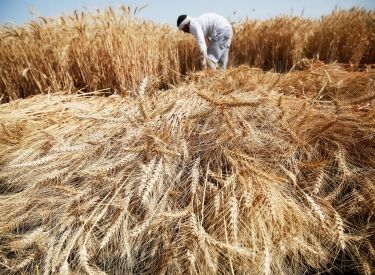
177, 13, 233, 70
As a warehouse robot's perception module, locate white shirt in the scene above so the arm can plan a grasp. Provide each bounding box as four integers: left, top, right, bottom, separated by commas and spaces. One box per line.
189, 13, 231, 66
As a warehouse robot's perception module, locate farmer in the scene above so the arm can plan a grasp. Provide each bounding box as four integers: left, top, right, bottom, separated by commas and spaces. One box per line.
177, 13, 233, 70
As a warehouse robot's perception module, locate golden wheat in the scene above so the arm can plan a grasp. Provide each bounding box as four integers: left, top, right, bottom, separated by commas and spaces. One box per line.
0, 5, 375, 275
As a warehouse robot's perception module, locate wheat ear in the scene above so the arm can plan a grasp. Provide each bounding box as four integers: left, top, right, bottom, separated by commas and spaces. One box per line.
190, 158, 200, 202
334, 211, 346, 250
138, 157, 156, 198
263, 235, 271, 275
305, 193, 325, 223
229, 196, 239, 245
141, 158, 163, 205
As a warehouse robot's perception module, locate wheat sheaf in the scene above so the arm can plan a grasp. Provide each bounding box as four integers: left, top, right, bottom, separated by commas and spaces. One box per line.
0, 66, 374, 274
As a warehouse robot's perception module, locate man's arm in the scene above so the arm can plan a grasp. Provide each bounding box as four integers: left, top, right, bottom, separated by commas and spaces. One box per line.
190, 25, 208, 67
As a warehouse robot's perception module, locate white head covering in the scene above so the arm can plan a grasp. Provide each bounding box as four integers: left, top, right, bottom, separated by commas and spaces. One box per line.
178, 15, 192, 30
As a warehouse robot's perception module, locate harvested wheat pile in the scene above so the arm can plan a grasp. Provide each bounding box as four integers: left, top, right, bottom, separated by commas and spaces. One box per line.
278, 60, 375, 102
1, 67, 375, 275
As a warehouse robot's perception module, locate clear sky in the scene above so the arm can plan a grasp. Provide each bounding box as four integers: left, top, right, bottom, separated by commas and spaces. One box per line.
0, 0, 374, 27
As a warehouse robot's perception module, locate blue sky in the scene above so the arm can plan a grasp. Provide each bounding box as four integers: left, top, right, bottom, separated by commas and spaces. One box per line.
0, 0, 374, 27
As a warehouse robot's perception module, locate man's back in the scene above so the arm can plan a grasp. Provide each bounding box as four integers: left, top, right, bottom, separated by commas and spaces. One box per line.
192, 13, 231, 39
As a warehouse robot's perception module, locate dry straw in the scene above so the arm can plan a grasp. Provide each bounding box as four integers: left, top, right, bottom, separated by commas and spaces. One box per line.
1, 63, 375, 274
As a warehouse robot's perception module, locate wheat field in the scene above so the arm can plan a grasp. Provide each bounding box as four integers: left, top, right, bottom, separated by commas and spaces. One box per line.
1, 5, 375, 275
